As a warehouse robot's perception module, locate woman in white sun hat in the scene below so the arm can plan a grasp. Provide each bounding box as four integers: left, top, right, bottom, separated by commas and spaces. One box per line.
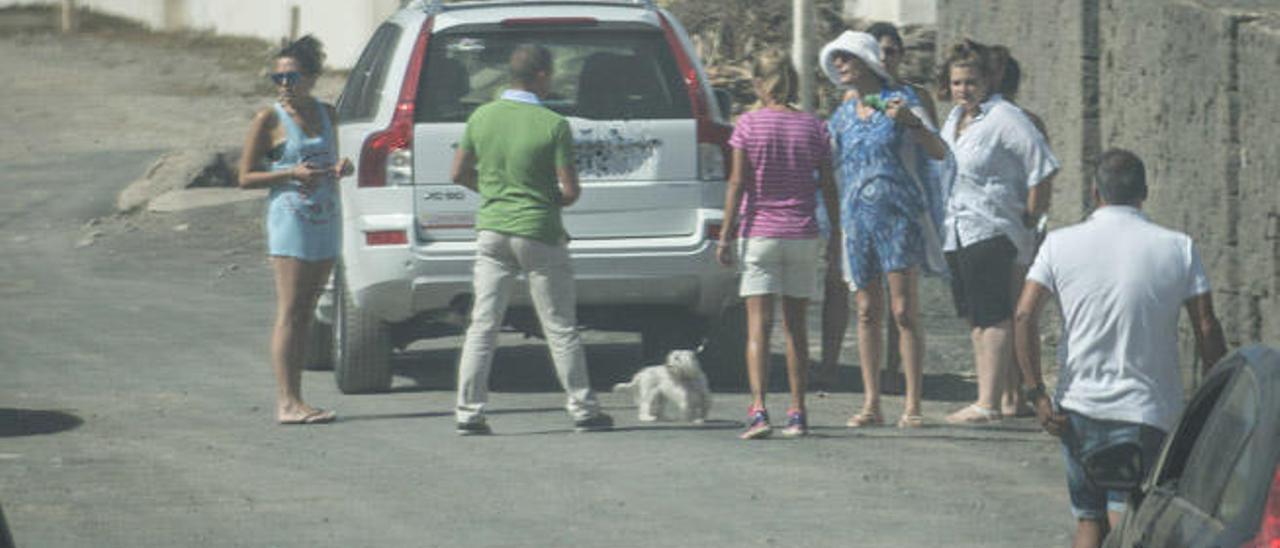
819, 31, 951, 429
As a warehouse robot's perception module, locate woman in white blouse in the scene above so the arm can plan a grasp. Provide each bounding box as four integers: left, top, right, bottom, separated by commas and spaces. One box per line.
938, 40, 1059, 424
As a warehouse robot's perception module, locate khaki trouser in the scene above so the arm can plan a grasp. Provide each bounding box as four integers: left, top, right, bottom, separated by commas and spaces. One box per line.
456, 230, 599, 423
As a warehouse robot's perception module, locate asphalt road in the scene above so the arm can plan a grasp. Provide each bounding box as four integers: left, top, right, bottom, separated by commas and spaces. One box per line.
0, 14, 1076, 547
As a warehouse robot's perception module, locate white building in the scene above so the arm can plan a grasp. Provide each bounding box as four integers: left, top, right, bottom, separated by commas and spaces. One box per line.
845, 0, 937, 26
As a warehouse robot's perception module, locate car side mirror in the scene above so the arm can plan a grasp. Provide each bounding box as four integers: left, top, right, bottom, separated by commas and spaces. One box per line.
1083, 441, 1145, 492
713, 87, 733, 119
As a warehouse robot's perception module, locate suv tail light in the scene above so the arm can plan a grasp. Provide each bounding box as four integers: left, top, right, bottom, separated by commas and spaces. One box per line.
656, 11, 730, 181
1245, 467, 1280, 547
358, 17, 434, 187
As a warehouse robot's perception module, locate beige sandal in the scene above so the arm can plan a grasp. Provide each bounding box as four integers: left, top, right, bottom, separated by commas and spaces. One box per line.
897, 414, 925, 428
846, 409, 884, 428
945, 403, 1002, 425
278, 408, 337, 425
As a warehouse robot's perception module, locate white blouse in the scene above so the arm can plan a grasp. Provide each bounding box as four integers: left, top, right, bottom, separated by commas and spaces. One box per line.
941, 94, 1059, 265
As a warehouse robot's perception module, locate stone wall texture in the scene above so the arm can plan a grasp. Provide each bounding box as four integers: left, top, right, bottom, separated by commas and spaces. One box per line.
1238, 15, 1280, 346
938, 0, 1280, 376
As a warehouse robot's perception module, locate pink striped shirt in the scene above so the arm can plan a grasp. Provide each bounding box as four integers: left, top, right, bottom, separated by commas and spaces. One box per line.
728, 108, 832, 239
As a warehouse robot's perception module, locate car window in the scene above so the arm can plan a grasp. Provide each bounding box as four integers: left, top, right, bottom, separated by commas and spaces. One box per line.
338, 23, 403, 123
1155, 367, 1234, 487
1212, 368, 1265, 524
415, 28, 692, 122
1176, 371, 1258, 514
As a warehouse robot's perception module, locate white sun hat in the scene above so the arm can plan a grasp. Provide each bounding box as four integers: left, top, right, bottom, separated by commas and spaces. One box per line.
819, 30, 894, 87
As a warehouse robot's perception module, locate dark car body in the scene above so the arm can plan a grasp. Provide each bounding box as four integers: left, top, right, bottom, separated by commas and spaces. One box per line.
1105, 344, 1280, 548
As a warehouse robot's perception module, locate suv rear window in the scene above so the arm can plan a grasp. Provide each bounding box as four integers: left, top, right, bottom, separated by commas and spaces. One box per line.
415, 27, 692, 122
338, 23, 403, 123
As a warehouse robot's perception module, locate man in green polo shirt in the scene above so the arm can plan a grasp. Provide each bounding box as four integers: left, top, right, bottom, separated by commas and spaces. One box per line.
449, 44, 611, 435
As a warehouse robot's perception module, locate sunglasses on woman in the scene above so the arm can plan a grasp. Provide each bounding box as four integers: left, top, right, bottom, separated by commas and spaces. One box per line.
270, 71, 303, 86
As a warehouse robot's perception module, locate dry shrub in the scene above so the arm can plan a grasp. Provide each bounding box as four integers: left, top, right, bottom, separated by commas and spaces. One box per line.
663, 0, 935, 116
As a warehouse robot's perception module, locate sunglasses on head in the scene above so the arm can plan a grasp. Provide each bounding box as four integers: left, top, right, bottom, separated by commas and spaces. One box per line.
270, 71, 303, 86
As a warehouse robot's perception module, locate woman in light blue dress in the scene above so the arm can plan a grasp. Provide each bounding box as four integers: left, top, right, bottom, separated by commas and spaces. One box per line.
237, 36, 352, 425
819, 31, 951, 429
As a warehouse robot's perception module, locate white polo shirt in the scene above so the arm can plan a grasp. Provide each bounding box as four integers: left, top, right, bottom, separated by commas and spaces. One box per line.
1027, 206, 1211, 432
942, 94, 1059, 265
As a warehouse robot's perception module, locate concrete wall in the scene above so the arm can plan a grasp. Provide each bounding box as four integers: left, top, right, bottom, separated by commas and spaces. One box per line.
0, 0, 402, 68
938, 0, 1280, 373
1098, 0, 1165, 191
1237, 15, 1280, 345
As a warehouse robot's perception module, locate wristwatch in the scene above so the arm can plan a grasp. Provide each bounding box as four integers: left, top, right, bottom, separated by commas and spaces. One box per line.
1022, 382, 1048, 404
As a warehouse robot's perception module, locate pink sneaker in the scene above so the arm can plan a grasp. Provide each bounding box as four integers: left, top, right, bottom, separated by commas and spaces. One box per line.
781, 409, 809, 438
739, 407, 773, 440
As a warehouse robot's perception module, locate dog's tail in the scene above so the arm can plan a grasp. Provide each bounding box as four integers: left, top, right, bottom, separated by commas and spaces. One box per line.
611, 379, 636, 393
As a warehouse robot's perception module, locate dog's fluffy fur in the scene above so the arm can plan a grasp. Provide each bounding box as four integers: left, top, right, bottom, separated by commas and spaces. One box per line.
612, 350, 711, 423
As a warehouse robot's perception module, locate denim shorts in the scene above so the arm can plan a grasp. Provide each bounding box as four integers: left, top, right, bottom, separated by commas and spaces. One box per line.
1059, 410, 1166, 520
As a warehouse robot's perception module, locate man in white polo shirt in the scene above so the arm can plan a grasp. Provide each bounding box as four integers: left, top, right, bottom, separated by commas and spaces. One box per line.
1012, 148, 1227, 548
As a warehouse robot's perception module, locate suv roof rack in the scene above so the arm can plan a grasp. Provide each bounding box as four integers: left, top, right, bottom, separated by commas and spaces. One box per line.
412, 0, 658, 16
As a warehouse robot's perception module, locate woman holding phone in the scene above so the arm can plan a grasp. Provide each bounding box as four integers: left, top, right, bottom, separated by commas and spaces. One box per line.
238, 36, 352, 425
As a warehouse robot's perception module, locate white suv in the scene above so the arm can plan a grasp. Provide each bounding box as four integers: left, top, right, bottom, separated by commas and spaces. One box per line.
315, 0, 743, 393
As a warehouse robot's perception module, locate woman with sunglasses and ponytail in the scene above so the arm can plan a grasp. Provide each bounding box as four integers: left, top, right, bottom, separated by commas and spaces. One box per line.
238, 35, 351, 425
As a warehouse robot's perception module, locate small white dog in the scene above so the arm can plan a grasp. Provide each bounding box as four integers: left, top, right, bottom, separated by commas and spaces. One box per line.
612, 350, 711, 423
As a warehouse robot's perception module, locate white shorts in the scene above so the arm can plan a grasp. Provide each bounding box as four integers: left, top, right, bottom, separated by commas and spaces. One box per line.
738, 237, 821, 299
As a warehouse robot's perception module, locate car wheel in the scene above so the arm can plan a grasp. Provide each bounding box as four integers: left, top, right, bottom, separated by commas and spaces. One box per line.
696, 301, 746, 386
332, 265, 392, 394
302, 319, 334, 371
0, 502, 14, 548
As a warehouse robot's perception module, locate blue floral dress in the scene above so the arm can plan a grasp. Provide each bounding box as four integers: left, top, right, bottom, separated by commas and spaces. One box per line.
828, 86, 931, 288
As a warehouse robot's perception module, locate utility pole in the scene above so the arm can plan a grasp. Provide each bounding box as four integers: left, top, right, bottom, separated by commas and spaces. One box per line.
60, 0, 78, 33
792, 0, 815, 112
289, 5, 301, 41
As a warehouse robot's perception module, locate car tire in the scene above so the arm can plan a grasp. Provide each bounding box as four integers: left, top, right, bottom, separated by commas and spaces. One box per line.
332, 265, 392, 394
0, 502, 14, 548
696, 301, 746, 385
303, 319, 334, 371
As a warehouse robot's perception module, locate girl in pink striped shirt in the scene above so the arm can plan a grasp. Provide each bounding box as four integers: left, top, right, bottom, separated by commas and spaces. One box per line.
717, 49, 841, 439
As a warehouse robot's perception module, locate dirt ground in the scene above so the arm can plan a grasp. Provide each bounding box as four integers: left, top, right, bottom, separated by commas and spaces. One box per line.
0, 7, 1075, 547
